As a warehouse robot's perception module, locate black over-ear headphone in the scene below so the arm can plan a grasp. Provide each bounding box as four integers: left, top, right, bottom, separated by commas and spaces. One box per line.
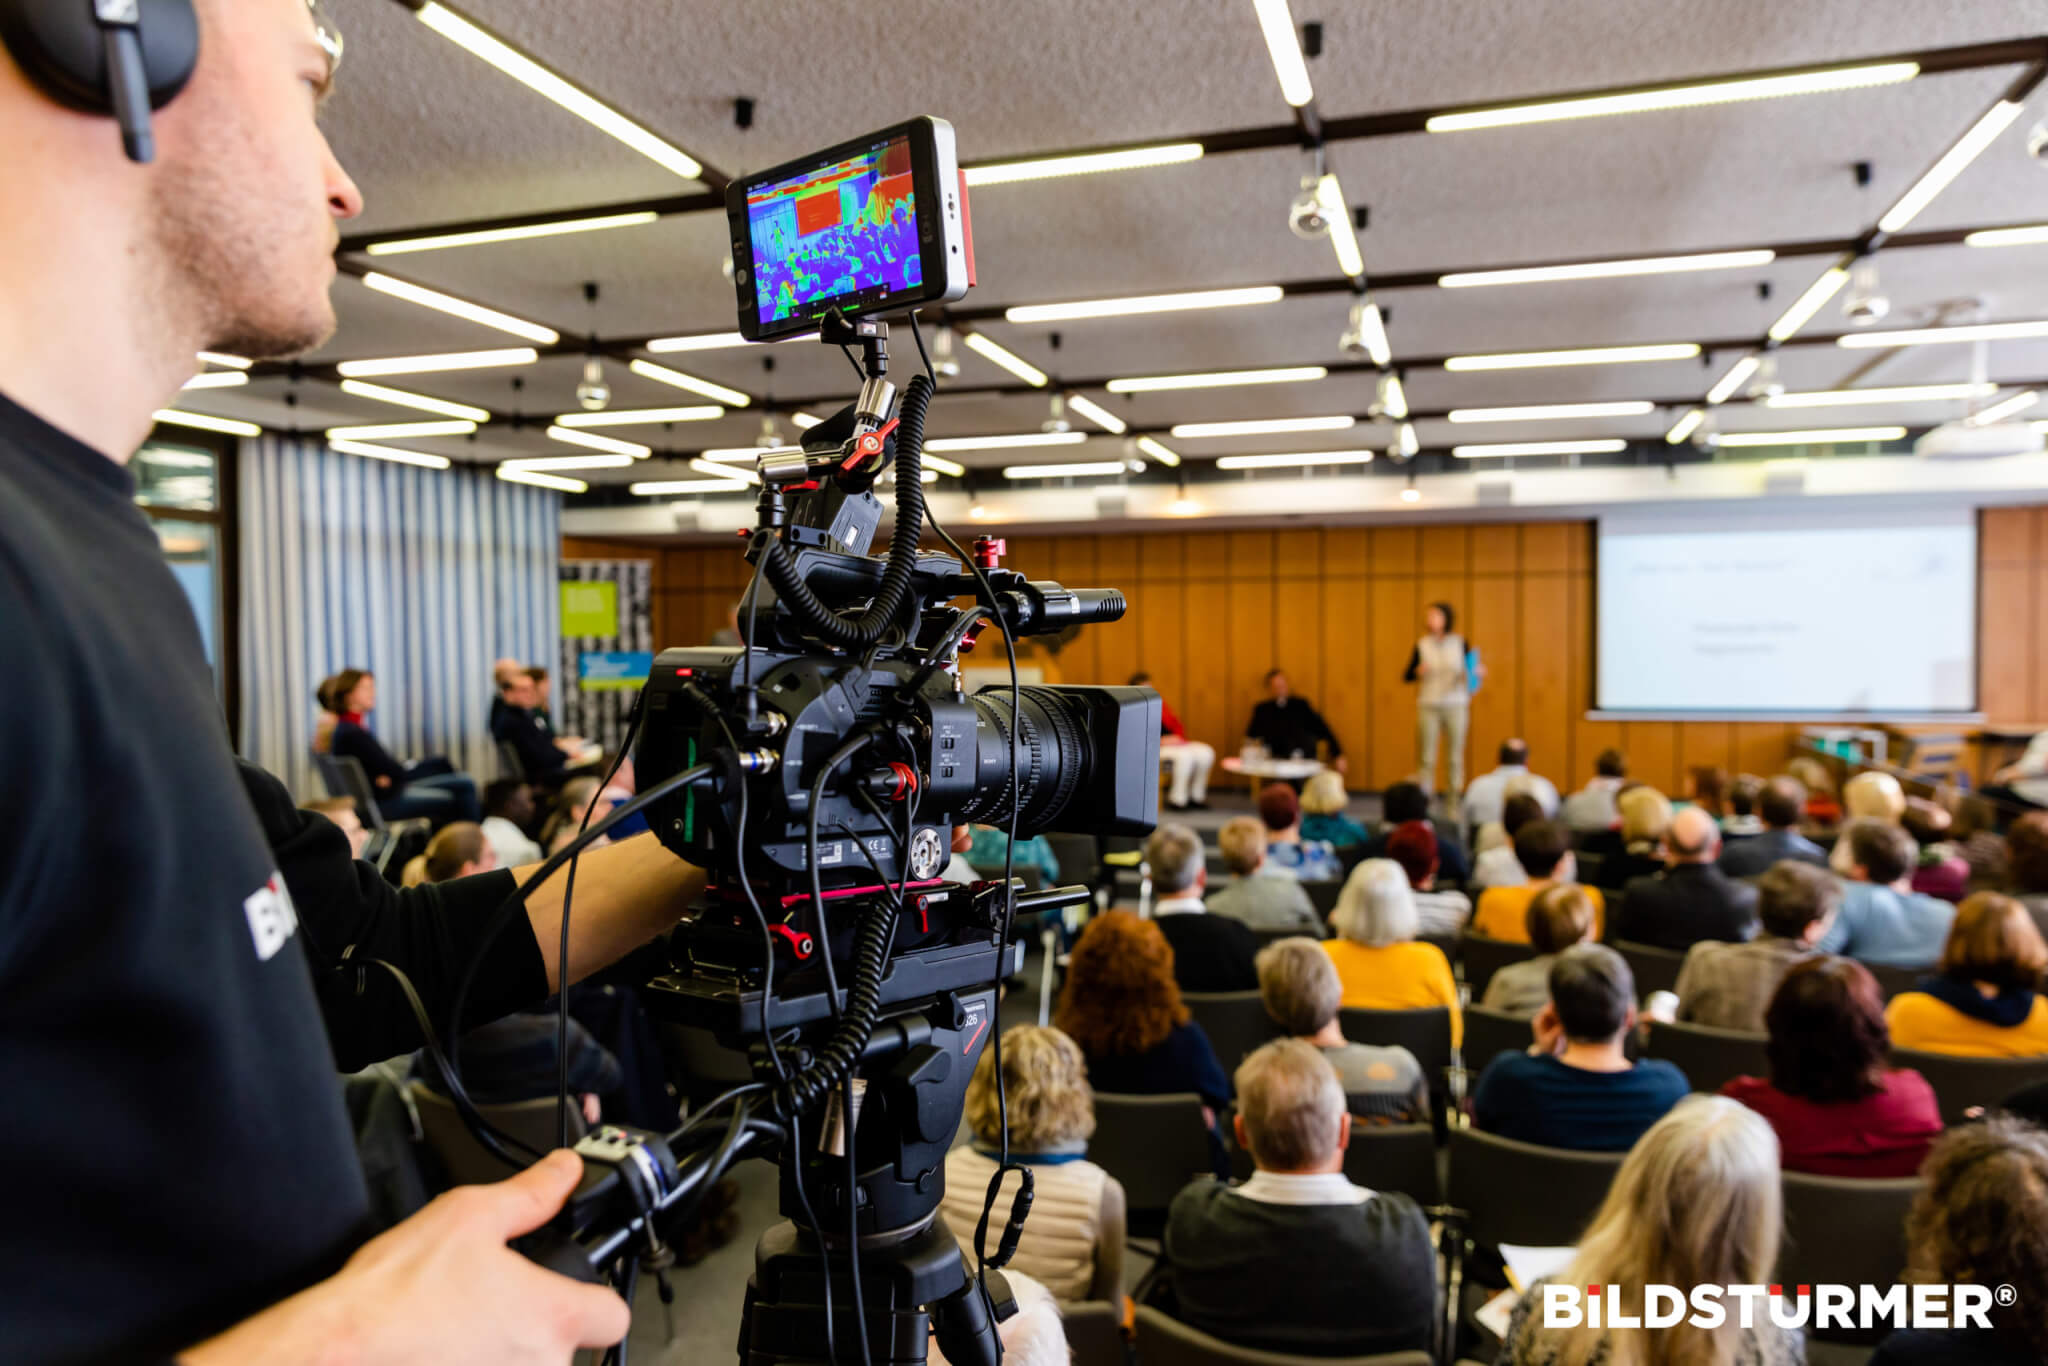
0, 0, 200, 163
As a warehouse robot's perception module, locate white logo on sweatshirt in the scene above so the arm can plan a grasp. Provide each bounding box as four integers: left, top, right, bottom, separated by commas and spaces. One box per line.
244, 872, 299, 962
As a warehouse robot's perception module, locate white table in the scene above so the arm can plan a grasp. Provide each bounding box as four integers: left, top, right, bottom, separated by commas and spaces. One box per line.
1221, 754, 1325, 800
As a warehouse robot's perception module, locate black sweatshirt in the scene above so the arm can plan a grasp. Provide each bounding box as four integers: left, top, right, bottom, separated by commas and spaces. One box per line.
0, 391, 547, 1364
1244, 696, 1342, 760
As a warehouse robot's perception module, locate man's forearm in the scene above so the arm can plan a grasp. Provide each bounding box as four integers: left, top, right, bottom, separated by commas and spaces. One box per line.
516, 832, 707, 992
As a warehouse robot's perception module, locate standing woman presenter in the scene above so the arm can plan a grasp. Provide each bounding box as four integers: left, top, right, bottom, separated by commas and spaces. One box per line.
1405, 602, 1482, 796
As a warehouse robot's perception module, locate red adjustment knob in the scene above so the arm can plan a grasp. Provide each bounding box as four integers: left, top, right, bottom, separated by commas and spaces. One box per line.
973, 536, 1006, 569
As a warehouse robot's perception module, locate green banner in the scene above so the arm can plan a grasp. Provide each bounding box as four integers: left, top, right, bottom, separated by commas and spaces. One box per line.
560, 580, 618, 638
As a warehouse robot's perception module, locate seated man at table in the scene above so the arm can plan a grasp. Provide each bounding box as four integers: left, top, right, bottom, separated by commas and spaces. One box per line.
1244, 667, 1346, 774
1470, 821, 1606, 943
1207, 816, 1323, 935
1155, 1040, 1435, 1358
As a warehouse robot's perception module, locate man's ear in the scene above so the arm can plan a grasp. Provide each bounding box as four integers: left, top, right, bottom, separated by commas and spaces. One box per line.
1334, 1115, 1353, 1153
1233, 1112, 1250, 1152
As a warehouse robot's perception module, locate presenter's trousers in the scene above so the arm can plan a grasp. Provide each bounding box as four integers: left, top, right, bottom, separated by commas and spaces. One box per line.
1417, 700, 1469, 796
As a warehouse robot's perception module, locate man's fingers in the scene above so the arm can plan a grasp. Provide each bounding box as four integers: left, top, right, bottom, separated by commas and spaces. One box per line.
557, 1279, 635, 1348
489, 1149, 586, 1239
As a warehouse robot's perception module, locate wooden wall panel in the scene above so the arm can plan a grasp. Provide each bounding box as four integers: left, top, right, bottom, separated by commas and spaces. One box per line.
1982, 563, 2034, 723
1982, 507, 2034, 565
1470, 523, 1519, 576
1734, 723, 1798, 779
1134, 582, 1186, 709
1371, 526, 1420, 577
1520, 522, 1575, 573
1368, 577, 1420, 784
1623, 722, 1680, 796
1275, 527, 1322, 580
1226, 578, 1276, 769
1519, 574, 1572, 782
1678, 722, 1736, 788
1465, 576, 1520, 789
1322, 580, 1371, 779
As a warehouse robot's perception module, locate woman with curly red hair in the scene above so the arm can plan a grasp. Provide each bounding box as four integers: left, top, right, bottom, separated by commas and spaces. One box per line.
1054, 910, 1232, 1111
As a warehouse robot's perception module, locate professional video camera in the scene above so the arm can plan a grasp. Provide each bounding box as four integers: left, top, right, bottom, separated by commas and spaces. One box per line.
487, 117, 1160, 1366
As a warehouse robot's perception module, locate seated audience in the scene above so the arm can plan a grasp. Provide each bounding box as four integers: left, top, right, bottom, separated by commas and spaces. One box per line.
1559, 747, 1628, 834
1054, 911, 1233, 1111
1870, 1118, 2048, 1366
1156, 1040, 1435, 1359
1206, 816, 1322, 936
1481, 884, 1597, 1016
1722, 958, 1942, 1177
1384, 820, 1471, 938
1785, 755, 1843, 826
541, 776, 614, 856
1131, 671, 1213, 811
1321, 860, 1461, 1043
1951, 793, 2010, 895
1721, 773, 1765, 838
491, 670, 599, 782
1685, 764, 1729, 821
1470, 821, 1607, 944
1612, 806, 1759, 951
1256, 938, 1429, 1125
1676, 861, 1839, 1033
1902, 797, 1970, 903
1470, 789, 1545, 891
420, 822, 498, 884
1472, 945, 1689, 1151
1718, 775, 1828, 877
1461, 737, 1559, 834
964, 824, 1061, 884
1886, 892, 2048, 1057
300, 795, 369, 860
1145, 823, 1260, 992
1364, 780, 1471, 884
1984, 726, 2048, 813
2003, 810, 2048, 942
1256, 784, 1341, 882
1818, 819, 1957, 968
1497, 1098, 1801, 1366
1298, 770, 1369, 849
1590, 784, 1672, 891
939, 1025, 1126, 1302
322, 669, 480, 826
478, 779, 542, 869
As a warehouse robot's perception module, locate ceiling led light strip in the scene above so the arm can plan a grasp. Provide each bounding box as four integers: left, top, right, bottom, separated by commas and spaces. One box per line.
1713, 426, 1907, 446
688, 459, 761, 484
182, 372, 249, 390
365, 212, 660, 256
360, 272, 561, 343
646, 329, 815, 352
1171, 415, 1355, 438
1763, 383, 1996, 408
630, 477, 749, 495
1065, 394, 1127, 434
1355, 300, 1392, 367
960, 333, 1049, 386
155, 409, 261, 437
964, 142, 1204, 187
627, 359, 752, 407
1966, 224, 2048, 248
412, 3, 702, 179
1839, 320, 2048, 348
1768, 265, 1851, 341
1448, 400, 1655, 422
501, 453, 634, 472
1439, 249, 1777, 288
1967, 391, 2041, 426
1706, 355, 1761, 405
1317, 175, 1364, 278
196, 351, 252, 369
340, 380, 491, 421
921, 455, 968, 476
336, 348, 538, 377
1215, 450, 1376, 469
1380, 374, 1409, 420
925, 431, 1087, 452
1106, 365, 1326, 393
554, 405, 722, 428
325, 420, 476, 441
1445, 343, 1698, 371
545, 425, 649, 457
999, 461, 1128, 479
1251, 0, 1314, 106
1135, 436, 1182, 467
495, 466, 587, 492
1425, 61, 1920, 132
1452, 439, 1628, 457
1005, 285, 1283, 324
328, 438, 452, 469
1665, 408, 1706, 444
1878, 100, 2027, 234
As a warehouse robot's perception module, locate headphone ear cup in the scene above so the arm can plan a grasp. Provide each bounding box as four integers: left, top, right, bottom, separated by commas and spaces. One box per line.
0, 0, 198, 115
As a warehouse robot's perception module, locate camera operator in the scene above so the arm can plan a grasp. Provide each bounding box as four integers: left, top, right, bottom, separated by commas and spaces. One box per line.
0, 3, 711, 1361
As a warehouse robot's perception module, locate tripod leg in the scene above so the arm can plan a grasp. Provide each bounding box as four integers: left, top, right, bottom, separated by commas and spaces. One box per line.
928, 1266, 1017, 1366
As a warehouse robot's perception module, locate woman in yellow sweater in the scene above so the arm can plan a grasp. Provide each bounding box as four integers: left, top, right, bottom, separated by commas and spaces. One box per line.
1321, 858, 1462, 1046
1886, 892, 2048, 1057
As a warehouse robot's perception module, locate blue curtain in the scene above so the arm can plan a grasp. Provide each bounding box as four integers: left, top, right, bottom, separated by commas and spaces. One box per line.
238, 435, 561, 799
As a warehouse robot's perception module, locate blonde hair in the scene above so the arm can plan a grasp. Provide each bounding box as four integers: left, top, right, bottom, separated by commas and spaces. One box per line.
1217, 817, 1268, 876
1843, 770, 1906, 823
1618, 786, 1673, 851
1527, 1097, 1782, 1366
963, 1025, 1095, 1150
1301, 770, 1349, 816
1235, 1039, 1346, 1172
1785, 755, 1836, 799
1330, 858, 1418, 947
1256, 937, 1343, 1035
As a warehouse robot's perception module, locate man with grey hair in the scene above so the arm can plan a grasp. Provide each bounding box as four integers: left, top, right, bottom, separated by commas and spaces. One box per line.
1612, 805, 1758, 951
1152, 1039, 1435, 1356
1146, 822, 1259, 991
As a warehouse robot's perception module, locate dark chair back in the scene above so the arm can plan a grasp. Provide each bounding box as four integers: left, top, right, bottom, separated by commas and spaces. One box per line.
1778, 1171, 1920, 1344
1862, 961, 1924, 1000
497, 738, 528, 780
1183, 990, 1285, 1070
1304, 879, 1343, 919
1458, 935, 1537, 996
1060, 1299, 1129, 1366
1643, 1019, 1771, 1095
1890, 1047, 2048, 1127
1344, 1122, 1440, 1208
1339, 1007, 1454, 1111
1043, 832, 1103, 891
1416, 931, 1457, 963
1611, 939, 1688, 998
1573, 850, 1605, 888
1446, 1126, 1624, 1254
1461, 1005, 1532, 1080
411, 1085, 585, 1187
1251, 924, 1326, 948
1090, 1092, 1215, 1237
322, 754, 387, 832
1132, 1306, 1432, 1366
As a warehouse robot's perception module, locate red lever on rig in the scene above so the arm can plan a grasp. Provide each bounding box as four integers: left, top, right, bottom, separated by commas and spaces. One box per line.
973, 536, 1006, 569
767, 923, 814, 960
843, 417, 901, 472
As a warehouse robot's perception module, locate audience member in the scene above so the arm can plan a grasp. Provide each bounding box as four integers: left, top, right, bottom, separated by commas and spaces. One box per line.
1675, 861, 1839, 1033
1143, 823, 1260, 991
1470, 821, 1607, 944
1785, 755, 1843, 826
1480, 884, 1597, 1016
478, 779, 542, 868
2003, 811, 2048, 942
939, 1026, 1126, 1302
1131, 671, 1214, 811
1054, 911, 1233, 1112
1256, 784, 1341, 882
299, 796, 369, 860
1298, 770, 1369, 848
488, 657, 525, 729
1719, 958, 1941, 1179
1472, 945, 1688, 1151
1244, 668, 1345, 774
1985, 727, 2048, 812
1496, 1098, 1800, 1366
322, 669, 480, 826
1870, 1118, 2048, 1366
964, 824, 1061, 883
1461, 738, 1560, 835
1718, 776, 1828, 878
414, 1011, 621, 1129
1590, 785, 1673, 891
1818, 819, 1957, 968
421, 822, 497, 884
541, 777, 614, 857
1321, 860, 1461, 1043
1612, 806, 1758, 951
1559, 748, 1628, 834
1384, 820, 1471, 938
1470, 789, 1546, 890
1256, 938, 1429, 1125
1951, 793, 2010, 895
1886, 892, 2048, 1057
1686, 764, 1729, 821
1901, 798, 1971, 903
1207, 816, 1322, 935
1722, 773, 1765, 838
1843, 769, 1909, 825
491, 670, 600, 782
1155, 1040, 1435, 1358
1365, 781, 1471, 884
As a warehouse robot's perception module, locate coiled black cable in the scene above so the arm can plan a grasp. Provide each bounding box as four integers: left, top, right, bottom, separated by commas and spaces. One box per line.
770, 892, 896, 1120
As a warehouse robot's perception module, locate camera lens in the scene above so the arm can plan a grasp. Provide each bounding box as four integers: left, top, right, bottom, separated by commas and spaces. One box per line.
959, 686, 1094, 834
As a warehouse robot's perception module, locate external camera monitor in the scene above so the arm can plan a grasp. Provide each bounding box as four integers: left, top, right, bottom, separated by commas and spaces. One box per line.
726, 116, 972, 342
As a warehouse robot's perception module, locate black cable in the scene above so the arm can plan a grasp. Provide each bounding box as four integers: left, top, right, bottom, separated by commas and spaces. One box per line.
838, 342, 865, 380
843, 1068, 873, 1366
806, 731, 879, 1021
696, 681, 791, 1086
